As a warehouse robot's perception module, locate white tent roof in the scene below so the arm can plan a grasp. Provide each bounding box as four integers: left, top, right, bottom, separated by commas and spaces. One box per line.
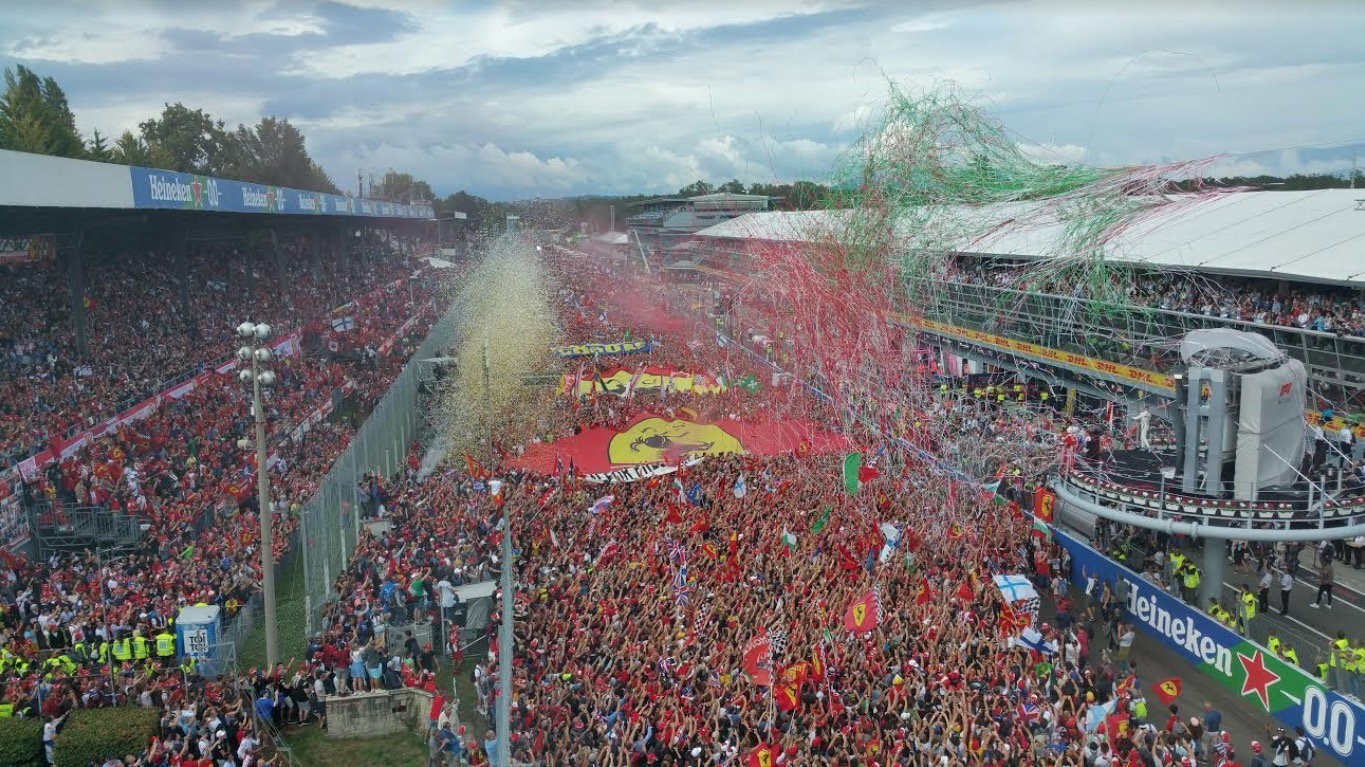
693, 190, 1365, 286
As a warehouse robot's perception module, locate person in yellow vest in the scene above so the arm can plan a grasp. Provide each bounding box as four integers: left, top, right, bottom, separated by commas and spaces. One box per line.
0, 701, 13, 717
96, 641, 109, 666
112, 636, 132, 663
1352, 642, 1365, 698
1316, 654, 1330, 682
155, 630, 176, 659
1282, 643, 1300, 668
1267, 629, 1282, 658
179, 656, 197, 677
1207, 598, 1227, 624
1333, 631, 1351, 692
1169, 550, 1187, 585
1239, 585, 1257, 635
132, 633, 150, 662
1181, 563, 1201, 605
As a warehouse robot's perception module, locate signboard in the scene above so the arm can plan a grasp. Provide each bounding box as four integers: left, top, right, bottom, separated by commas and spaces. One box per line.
1056, 529, 1365, 765
899, 314, 1177, 393
129, 167, 433, 219
552, 340, 652, 358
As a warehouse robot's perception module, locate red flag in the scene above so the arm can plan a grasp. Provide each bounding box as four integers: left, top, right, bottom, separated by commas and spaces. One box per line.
1105, 712, 1132, 743
809, 648, 826, 682
742, 633, 773, 686
689, 515, 710, 534
774, 684, 800, 711
664, 503, 682, 525
857, 465, 880, 483
464, 452, 490, 480
843, 589, 880, 635
1153, 677, 1182, 706
1034, 487, 1056, 524
746, 744, 778, 767
1116, 673, 1137, 698
955, 580, 975, 602
914, 579, 934, 606
778, 662, 810, 688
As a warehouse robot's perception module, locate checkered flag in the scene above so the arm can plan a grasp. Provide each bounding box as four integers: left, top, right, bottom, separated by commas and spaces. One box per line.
767, 628, 789, 660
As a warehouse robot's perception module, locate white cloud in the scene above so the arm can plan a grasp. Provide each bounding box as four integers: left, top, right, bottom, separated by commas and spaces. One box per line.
1017, 142, 1088, 165
3, 0, 1365, 198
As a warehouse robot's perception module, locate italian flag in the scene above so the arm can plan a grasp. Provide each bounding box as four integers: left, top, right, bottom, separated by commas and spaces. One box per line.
781, 529, 798, 555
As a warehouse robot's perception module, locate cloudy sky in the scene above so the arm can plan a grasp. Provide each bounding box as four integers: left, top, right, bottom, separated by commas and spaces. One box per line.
2, 0, 1363, 200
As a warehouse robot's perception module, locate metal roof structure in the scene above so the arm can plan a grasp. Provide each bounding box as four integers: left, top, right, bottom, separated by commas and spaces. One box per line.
693, 189, 1365, 287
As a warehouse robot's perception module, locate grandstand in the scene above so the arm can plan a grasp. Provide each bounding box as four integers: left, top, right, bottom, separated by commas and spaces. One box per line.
680, 189, 1365, 408
0, 147, 435, 553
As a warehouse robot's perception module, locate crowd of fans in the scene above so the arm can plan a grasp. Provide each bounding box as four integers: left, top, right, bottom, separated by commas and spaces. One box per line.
270, 252, 1293, 766
0, 237, 1325, 766
943, 257, 1365, 339
0, 241, 461, 765
0, 234, 414, 468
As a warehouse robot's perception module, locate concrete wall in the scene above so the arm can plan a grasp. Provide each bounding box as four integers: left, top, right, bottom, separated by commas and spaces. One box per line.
325, 687, 433, 738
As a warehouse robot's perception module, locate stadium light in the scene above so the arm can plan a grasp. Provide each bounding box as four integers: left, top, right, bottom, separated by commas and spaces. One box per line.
237, 321, 280, 668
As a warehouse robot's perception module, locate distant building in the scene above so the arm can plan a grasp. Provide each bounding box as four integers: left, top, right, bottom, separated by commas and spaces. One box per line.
626, 193, 777, 267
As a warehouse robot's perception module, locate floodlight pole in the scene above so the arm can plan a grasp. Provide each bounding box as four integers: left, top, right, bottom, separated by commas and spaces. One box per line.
253, 352, 279, 669
486, 332, 513, 767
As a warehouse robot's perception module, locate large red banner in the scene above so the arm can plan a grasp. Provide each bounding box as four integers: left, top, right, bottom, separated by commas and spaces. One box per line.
508, 412, 848, 477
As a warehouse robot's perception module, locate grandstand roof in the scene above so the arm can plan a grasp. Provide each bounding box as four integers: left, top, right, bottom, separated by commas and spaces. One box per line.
0, 148, 433, 221
693, 189, 1365, 287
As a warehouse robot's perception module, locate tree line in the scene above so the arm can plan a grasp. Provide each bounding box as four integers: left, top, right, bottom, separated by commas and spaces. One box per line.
0, 64, 340, 193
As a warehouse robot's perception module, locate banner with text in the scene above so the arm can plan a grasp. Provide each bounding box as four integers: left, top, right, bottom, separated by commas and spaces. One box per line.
1056, 528, 1365, 766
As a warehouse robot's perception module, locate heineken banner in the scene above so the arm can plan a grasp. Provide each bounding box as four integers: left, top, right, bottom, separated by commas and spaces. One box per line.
1056, 529, 1365, 766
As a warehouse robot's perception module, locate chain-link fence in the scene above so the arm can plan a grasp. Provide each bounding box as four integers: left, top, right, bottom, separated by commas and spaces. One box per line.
299, 293, 468, 637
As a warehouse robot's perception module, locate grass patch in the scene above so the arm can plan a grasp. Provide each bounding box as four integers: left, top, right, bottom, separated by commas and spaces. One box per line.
239, 550, 309, 669
279, 726, 428, 767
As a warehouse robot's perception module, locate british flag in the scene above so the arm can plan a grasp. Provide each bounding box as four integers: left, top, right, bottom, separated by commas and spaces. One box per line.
673, 566, 691, 606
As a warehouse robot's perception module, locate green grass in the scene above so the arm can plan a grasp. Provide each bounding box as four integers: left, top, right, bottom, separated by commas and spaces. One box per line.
279, 726, 429, 767
239, 550, 310, 669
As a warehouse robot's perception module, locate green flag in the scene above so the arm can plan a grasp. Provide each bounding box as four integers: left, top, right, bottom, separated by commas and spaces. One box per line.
738, 374, 760, 393
842, 451, 863, 495
180, 544, 195, 561
810, 506, 832, 535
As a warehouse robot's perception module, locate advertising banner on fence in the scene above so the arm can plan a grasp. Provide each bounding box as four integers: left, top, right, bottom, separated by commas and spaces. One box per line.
1056, 529, 1365, 765
507, 412, 848, 478
129, 167, 433, 219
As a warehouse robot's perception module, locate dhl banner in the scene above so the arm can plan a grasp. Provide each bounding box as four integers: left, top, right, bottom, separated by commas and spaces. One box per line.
561, 366, 725, 398
898, 314, 1176, 393
553, 340, 651, 358
506, 412, 848, 479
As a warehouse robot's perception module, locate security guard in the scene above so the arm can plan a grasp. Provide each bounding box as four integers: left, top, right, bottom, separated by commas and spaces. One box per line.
132, 632, 150, 662
1207, 598, 1229, 626
1316, 654, 1330, 682
155, 629, 176, 659
1169, 550, 1187, 584
71, 638, 89, 666
1282, 643, 1301, 668
1333, 631, 1351, 692
1267, 629, 1282, 658
1181, 563, 1201, 605
179, 655, 197, 677
1352, 641, 1365, 695
1239, 586, 1258, 634
112, 635, 132, 663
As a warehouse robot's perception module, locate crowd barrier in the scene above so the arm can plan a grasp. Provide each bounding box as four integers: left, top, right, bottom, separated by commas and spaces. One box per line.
299, 288, 471, 637
1056, 527, 1365, 766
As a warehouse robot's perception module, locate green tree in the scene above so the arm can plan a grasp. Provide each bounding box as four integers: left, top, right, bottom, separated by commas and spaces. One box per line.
110, 129, 170, 168
717, 178, 746, 194
371, 170, 435, 202
677, 179, 714, 196
85, 128, 112, 161
221, 116, 339, 192
138, 103, 231, 175
0, 65, 85, 158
